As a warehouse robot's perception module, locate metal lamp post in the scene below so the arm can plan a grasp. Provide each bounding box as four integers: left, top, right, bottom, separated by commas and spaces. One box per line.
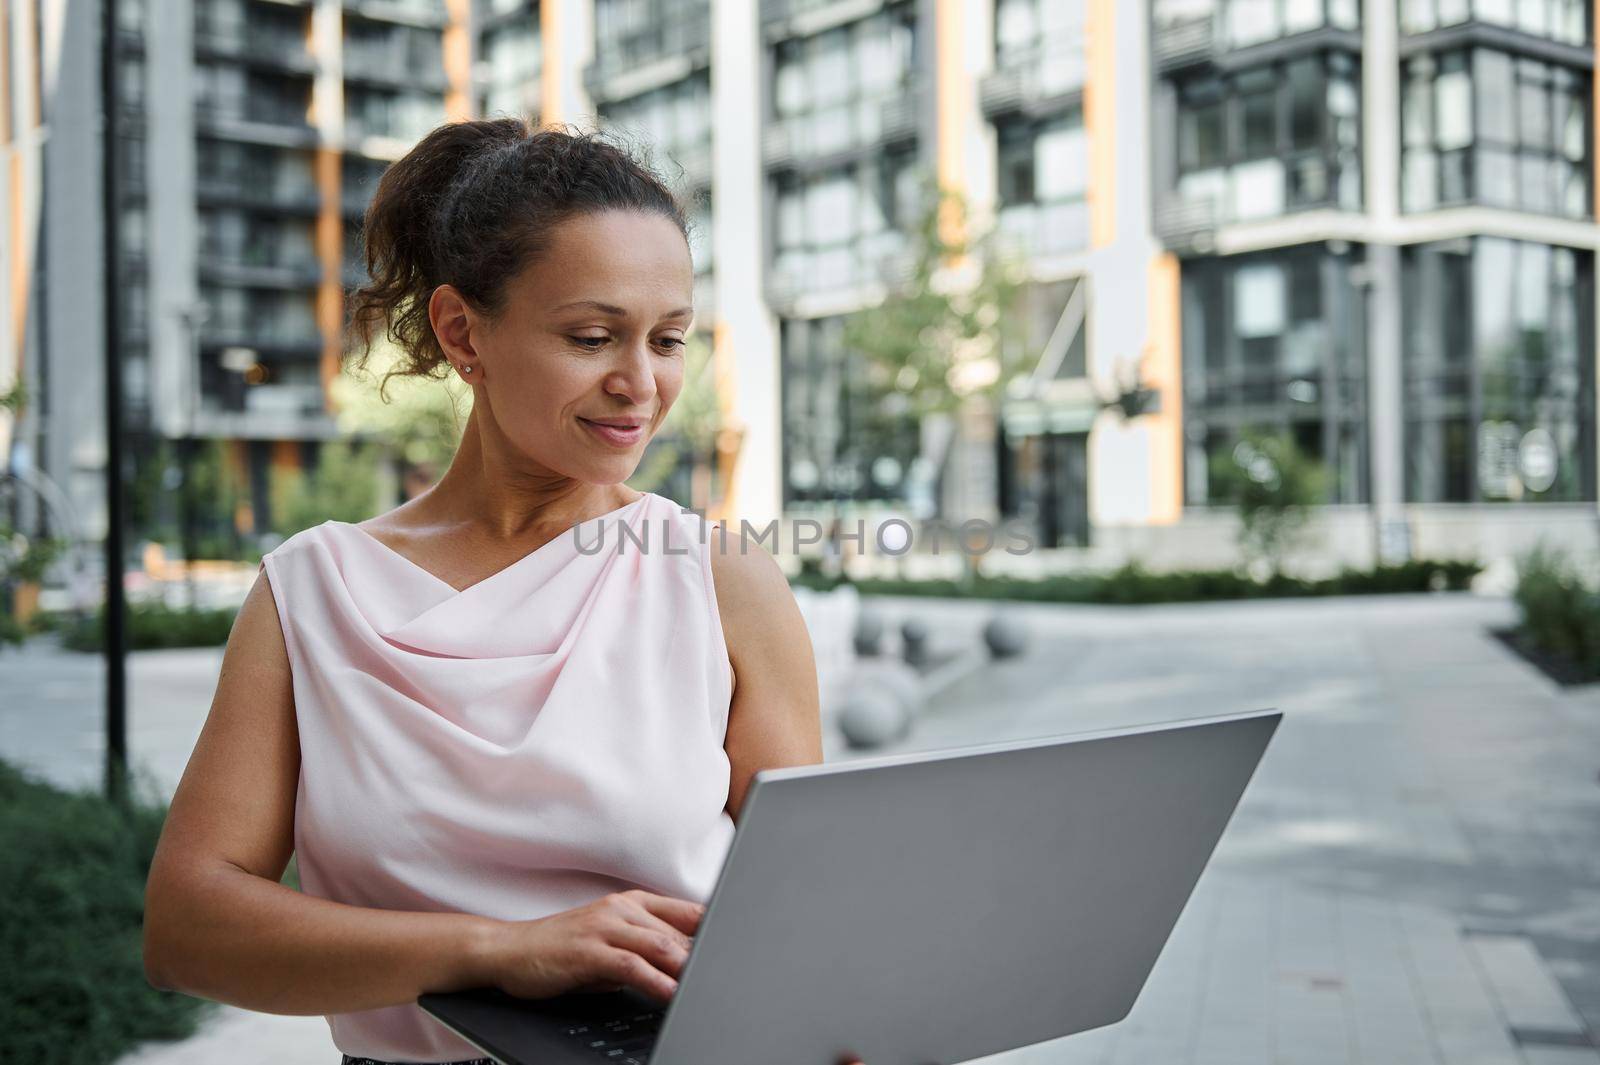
175, 303, 210, 610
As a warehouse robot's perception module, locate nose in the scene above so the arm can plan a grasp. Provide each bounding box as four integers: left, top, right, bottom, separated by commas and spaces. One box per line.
602, 337, 658, 407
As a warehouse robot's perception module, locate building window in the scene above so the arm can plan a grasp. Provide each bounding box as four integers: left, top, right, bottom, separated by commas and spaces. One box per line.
1173, 51, 1361, 224
1402, 48, 1591, 218
600, 74, 712, 191
477, 8, 542, 120
780, 315, 919, 505
594, 0, 709, 72
994, 109, 1089, 257
994, 0, 1085, 96
769, 5, 917, 160
1403, 238, 1595, 502
1181, 244, 1368, 506
346, 86, 446, 142
1153, 0, 1360, 48
1399, 0, 1590, 46
771, 151, 918, 299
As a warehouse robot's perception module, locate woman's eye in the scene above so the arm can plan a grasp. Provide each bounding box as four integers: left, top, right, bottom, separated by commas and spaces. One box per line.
571, 336, 608, 350
656, 337, 685, 352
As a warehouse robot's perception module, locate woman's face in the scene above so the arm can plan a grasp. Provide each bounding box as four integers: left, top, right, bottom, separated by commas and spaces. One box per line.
464, 209, 695, 484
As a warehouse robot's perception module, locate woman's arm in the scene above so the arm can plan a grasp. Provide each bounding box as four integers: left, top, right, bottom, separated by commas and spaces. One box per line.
707, 527, 824, 823
142, 570, 502, 1015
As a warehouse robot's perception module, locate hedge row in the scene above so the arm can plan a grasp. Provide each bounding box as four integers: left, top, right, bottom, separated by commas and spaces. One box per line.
793, 559, 1483, 604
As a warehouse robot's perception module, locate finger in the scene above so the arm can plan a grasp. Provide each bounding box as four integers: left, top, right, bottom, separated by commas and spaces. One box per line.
626, 891, 705, 936
621, 903, 696, 955
597, 946, 678, 1004
604, 922, 692, 981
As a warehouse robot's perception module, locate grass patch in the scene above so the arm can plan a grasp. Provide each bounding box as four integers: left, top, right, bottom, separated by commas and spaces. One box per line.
0, 759, 214, 1064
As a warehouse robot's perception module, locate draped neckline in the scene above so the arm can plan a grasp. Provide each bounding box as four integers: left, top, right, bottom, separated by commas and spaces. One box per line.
327, 491, 652, 597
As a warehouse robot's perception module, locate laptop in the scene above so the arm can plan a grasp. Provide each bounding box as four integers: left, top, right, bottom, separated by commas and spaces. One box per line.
419, 708, 1281, 1065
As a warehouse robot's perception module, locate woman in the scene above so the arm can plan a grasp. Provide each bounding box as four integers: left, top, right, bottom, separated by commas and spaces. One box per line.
142, 120, 862, 1065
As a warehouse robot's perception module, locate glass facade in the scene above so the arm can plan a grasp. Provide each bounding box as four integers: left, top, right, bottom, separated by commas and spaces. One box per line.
476, 0, 542, 120
1180, 244, 1369, 505
1154, 0, 1360, 47
594, 0, 709, 72
771, 151, 919, 298
769, 6, 917, 160
1174, 51, 1362, 224
994, 108, 1090, 258
994, 0, 1086, 95
780, 315, 919, 505
1402, 238, 1595, 502
1401, 48, 1591, 218
1399, 0, 1590, 45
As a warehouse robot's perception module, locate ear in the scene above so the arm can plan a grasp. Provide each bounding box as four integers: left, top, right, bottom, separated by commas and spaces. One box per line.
428, 284, 482, 374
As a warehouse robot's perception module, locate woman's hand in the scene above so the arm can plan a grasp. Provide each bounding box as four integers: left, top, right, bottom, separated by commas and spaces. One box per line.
482, 889, 702, 1004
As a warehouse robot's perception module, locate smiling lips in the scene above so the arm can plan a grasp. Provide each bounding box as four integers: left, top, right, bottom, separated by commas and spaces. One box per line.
579, 416, 646, 447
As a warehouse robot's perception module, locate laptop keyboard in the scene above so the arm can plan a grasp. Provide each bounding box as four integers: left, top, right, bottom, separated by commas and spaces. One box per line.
562, 1008, 665, 1063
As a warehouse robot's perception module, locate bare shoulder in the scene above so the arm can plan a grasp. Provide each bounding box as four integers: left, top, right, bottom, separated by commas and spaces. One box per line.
704, 520, 794, 620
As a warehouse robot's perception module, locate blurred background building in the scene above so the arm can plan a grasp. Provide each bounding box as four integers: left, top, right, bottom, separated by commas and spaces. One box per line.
3, 0, 1598, 570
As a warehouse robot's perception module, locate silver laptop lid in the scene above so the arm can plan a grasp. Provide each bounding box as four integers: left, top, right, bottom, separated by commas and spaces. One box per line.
649, 708, 1280, 1065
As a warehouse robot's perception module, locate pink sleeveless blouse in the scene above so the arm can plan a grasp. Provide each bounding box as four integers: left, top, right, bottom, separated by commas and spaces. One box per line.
257, 491, 737, 1062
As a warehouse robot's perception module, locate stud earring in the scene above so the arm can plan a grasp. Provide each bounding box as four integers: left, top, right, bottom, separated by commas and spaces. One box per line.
460, 365, 473, 375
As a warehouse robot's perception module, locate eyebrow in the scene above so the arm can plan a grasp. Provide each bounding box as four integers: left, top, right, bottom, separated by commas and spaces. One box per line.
553, 299, 694, 320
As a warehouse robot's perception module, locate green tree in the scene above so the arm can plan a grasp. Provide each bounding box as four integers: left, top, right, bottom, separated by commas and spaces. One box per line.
269, 439, 382, 538
330, 336, 470, 489
842, 185, 1032, 420
1208, 430, 1327, 575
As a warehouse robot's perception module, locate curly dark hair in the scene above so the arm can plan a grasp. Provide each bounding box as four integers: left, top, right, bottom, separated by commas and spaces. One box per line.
344, 119, 691, 400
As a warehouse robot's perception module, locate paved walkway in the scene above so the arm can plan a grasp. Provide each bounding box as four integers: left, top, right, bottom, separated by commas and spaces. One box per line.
3, 593, 1597, 1064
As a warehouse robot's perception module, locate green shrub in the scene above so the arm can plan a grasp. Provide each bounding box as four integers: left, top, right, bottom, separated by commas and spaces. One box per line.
794, 558, 1482, 605
1512, 545, 1600, 671
0, 760, 213, 1064
1207, 430, 1328, 573
57, 603, 239, 653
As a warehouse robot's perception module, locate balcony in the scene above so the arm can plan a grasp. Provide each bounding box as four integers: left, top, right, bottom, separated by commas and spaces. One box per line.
1153, 15, 1217, 73
200, 249, 325, 290
201, 319, 323, 357
762, 0, 891, 40
198, 174, 321, 215
196, 100, 317, 149
1154, 196, 1221, 252
767, 232, 912, 312
763, 91, 919, 173
194, 26, 315, 74
980, 44, 1086, 120
1152, 2, 1361, 73
994, 201, 1090, 260
1400, 0, 1590, 50
244, 383, 328, 417
342, 0, 448, 29
1156, 150, 1360, 249
588, 8, 711, 100
344, 40, 447, 89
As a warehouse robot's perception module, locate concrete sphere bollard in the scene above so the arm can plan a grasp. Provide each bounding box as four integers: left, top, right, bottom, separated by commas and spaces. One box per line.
853, 608, 885, 657
982, 611, 1029, 659
837, 687, 913, 749
900, 617, 930, 668
852, 659, 925, 717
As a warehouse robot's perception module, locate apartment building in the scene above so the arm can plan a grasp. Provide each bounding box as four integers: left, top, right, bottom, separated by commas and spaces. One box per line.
542, 0, 1173, 551
11, 0, 1589, 563
1151, 0, 1600, 563
3, 0, 463, 540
